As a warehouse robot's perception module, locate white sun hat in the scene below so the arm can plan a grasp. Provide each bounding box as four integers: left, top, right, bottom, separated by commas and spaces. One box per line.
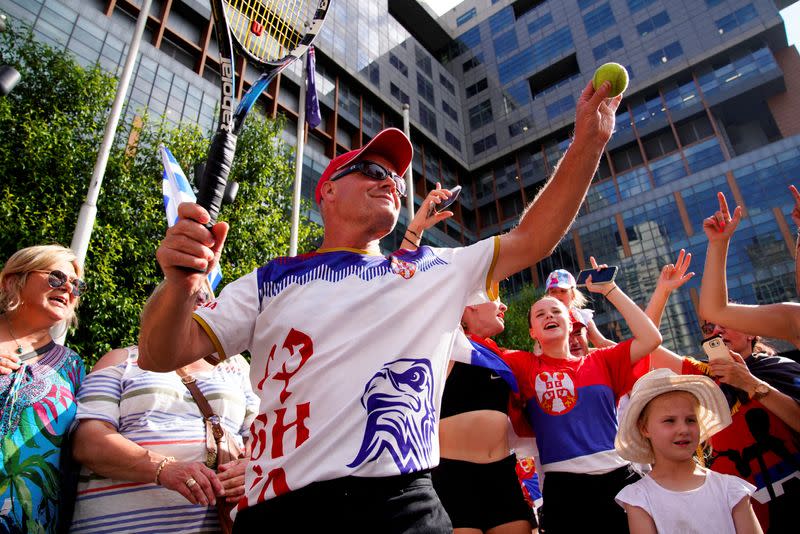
615, 368, 732, 464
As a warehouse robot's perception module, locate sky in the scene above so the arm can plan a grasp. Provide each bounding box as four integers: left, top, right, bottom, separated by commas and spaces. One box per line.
422, 1, 800, 49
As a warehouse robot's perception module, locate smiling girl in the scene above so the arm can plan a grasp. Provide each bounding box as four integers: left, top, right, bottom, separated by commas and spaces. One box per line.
615, 369, 762, 534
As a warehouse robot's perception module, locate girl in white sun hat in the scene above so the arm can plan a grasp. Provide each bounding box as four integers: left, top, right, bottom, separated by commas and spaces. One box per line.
614, 368, 762, 534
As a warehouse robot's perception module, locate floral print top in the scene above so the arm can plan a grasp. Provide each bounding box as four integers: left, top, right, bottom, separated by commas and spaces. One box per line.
0, 343, 85, 534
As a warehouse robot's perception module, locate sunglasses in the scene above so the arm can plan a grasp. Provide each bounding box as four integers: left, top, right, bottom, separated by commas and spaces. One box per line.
33, 270, 87, 297
701, 322, 717, 336
330, 160, 407, 197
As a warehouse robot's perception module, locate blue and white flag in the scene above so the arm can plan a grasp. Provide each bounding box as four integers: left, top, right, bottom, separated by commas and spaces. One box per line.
159, 144, 223, 291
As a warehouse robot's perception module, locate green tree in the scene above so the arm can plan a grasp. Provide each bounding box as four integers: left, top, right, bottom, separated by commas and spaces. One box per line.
0, 24, 321, 366
494, 283, 543, 351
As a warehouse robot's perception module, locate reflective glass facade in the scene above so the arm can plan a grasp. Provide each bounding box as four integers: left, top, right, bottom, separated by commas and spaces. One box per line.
3, 0, 798, 355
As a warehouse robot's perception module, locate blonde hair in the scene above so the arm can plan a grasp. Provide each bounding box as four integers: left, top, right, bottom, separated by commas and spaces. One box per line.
0, 245, 82, 327
546, 286, 588, 308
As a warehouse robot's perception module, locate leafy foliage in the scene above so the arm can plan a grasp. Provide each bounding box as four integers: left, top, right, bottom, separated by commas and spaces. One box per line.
0, 24, 322, 366
494, 283, 544, 351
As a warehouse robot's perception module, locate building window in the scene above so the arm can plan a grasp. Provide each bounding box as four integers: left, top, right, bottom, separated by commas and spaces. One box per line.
489, 7, 515, 35
366, 63, 379, 87
505, 80, 532, 107
389, 53, 408, 77
463, 53, 484, 73
466, 78, 488, 98
473, 134, 497, 155
583, 3, 616, 37
390, 83, 409, 104
442, 100, 459, 122
647, 41, 683, 67
627, 0, 657, 13
493, 30, 519, 58
497, 27, 574, 84
417, 73, 435, 105
528, 12, 553, 34
456, 7, 477, 26
636, 11, 671, 37
439, 74, 455, 95
592, 35, 623, 61
419, 102, 438, 135
445, 130, 462, 151
469, 100, 494, 129
716, 4, 758, 35
512, 0, 547, 19
546, 95, 575, 120
509, 118, 530, 137
415, 46, 432, 77
457, 26, 482, 49
578, 0, 602, 10
705, 0, 724, 7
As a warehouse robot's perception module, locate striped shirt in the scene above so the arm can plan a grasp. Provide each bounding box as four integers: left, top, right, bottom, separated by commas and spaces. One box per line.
69, 347, 258, 533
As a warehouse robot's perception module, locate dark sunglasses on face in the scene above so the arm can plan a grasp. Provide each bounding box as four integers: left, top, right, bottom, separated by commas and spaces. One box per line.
33, 269, 87, 297
701, 322, 717, 336
329, 160, 407, 197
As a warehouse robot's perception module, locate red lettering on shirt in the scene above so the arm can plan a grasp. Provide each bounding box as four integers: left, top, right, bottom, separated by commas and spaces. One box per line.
272, 328, 314, 403
257, 344, 278, 391
271, 402, 311, 458
250, 413, 269, 461
248, 464, 290, 504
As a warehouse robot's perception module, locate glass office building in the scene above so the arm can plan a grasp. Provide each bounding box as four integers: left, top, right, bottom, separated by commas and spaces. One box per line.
2, 0, 799, 355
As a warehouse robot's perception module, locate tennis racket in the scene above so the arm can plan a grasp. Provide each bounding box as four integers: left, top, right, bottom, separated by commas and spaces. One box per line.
197, 0, 330, 224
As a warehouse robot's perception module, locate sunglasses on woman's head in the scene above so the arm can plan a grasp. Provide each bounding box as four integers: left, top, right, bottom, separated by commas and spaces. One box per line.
33, 270, 87, 297
329, 160, 407, 197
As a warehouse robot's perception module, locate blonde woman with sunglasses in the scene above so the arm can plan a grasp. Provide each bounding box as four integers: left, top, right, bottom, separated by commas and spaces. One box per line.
0, 245, 87, 534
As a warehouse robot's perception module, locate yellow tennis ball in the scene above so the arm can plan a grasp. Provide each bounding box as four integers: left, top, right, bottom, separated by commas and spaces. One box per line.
592, 62, 629, 97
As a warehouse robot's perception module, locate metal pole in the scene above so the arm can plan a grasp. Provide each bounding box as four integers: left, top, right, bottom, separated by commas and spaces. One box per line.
70, 0, 153, 267
289, 56, 308, 257
402, 103, 414, 219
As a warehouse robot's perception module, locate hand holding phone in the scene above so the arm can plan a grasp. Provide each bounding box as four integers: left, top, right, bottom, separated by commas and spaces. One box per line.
575, 266, 618, 286
702, 334, 731, 363
428, 185, 462, 217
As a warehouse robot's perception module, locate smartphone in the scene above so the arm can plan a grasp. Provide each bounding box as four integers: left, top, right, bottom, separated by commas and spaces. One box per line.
575, 266, 618, 286
428, 185, 462, 216
702, 334, 731, 363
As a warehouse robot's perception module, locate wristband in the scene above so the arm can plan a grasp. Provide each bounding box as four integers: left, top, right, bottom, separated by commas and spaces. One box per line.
604, 286, 618, 298
406, 228, 421, 239
155, 456, 176, 485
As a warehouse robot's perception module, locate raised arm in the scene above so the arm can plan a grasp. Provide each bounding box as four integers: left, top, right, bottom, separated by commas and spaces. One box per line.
400, 184, 454, 250
585, 266, 662, 363
138, 202, 227, 371
494, 81, 620, 281
699, 193, 800, 347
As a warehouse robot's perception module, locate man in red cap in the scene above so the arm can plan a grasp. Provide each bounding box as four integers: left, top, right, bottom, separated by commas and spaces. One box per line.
138, 81, 621, 532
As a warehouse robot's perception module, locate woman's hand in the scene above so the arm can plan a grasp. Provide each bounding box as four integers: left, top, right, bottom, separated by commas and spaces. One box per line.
708, 351, 760, 393
702, 192, 743, 242
159, 460, 224, 506
0, 353, 21, 375
656, 249, 694, 293
218, 457, 248, 504
585, 256, 615, 295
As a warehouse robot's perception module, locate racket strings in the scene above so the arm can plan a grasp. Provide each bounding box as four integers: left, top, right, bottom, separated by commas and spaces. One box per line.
225, 0, 310, 62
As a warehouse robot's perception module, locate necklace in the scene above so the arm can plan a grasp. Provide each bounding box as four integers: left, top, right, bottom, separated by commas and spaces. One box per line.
4, 315, 24, 354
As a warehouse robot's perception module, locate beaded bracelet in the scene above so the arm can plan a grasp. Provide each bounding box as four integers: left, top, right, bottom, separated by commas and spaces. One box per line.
155, 456, 176, 485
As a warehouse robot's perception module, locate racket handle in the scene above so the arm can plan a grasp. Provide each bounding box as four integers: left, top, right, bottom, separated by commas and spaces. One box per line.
197, 129, 238, 226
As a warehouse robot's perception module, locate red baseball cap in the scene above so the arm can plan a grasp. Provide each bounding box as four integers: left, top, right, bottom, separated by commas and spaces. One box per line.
315, 128, 413, 204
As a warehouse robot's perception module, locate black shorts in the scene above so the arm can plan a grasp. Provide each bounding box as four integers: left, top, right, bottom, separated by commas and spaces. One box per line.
431, 454, 534, 530
541, 465, 640, 534
233, 470, 450, 534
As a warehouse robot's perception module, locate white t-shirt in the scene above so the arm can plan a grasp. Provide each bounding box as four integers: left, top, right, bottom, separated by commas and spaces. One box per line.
615, 468, 755, 534
194, 238, 499, 507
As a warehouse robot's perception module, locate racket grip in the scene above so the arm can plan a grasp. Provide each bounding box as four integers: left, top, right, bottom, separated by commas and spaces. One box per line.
197, 129, 238, 226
